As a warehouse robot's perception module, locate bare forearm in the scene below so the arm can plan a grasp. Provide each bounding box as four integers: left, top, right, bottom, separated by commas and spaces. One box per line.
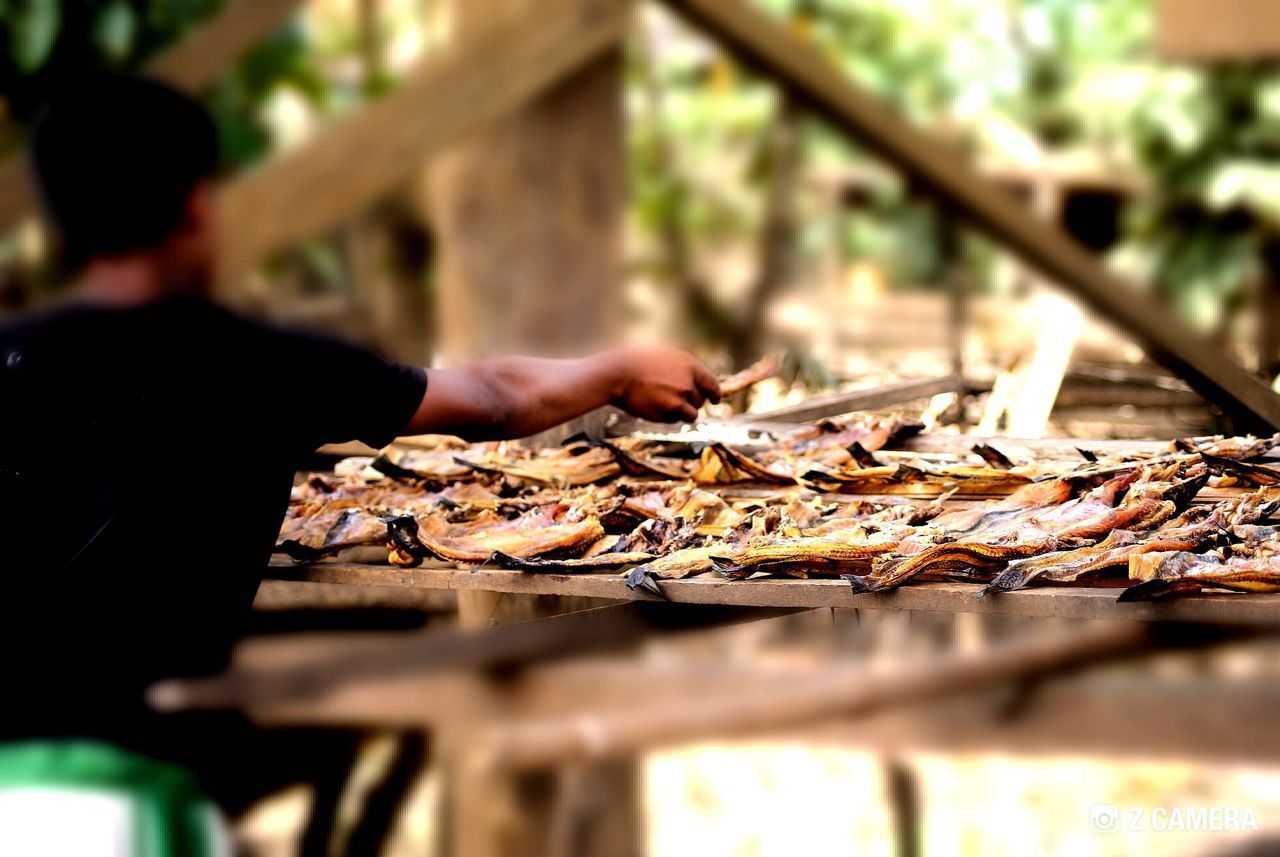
404, 347, 719, 441
405, 355, 620, 440
472, 355, 620, 438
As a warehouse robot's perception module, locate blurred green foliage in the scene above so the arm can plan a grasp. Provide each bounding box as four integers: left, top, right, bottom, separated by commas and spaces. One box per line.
630, 0, 1280, 335
2, 0, 1279, 337
0, 0, 325, 170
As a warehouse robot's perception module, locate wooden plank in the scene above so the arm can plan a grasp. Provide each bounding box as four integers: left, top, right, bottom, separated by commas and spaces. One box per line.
265, 559, 1280, 627
159, 600, 797, 712
147, 0, 304, 90
607, 375, 967, 437
253, 579, 457, 613
155, 639, 1280, 765
786, 675, 1280, 765
473, 622, 1205, 768
732, 375, 965, 424
896, 434, 1174, 457
661, 0, 1280, 432
217, 0, 629, 285
165, 620, 1255, 768
1157, 0, 1280, 61
0, 0, 305, 235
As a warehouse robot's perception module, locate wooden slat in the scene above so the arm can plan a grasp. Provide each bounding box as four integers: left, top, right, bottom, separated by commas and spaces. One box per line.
253, 579, 457, 612
607, 375, 968, 438
1157, 0, 1280, 61
155, 633, 1280, 765
265, 559, 1280, 627
473, 622, 1202, 768
147, 0, 304, 90
217, 0, 629, 284
153, 600, 798, 712
0, 0, 305, 235
796, 675, 1280, 765
733, 375, 964, 425
661, 0, 1280, 432
162, 620, 1265, 768
896, 434, 1175, 457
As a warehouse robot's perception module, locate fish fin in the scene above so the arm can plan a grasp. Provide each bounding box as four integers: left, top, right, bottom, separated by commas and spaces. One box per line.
1117, 579, 1202, 602
1076, 447, 1099, 462
560, 431, 593, 447
277, 540, 326, 563
490, 551, 531, 571
981, 567, 1033, 597
370, 454, 426, 483
710, 556, 755, 580
972, 443, 1014, 469
847, 442, 882, 469
386, 514, 432, 559
843, 574, 883, 594
625, 568, 669, 600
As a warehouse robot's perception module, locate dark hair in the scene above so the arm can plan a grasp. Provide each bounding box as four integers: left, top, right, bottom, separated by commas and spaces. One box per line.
29, 74, 219, 262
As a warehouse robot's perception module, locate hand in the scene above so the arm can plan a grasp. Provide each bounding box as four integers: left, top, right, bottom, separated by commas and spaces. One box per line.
605, 346, 721, 423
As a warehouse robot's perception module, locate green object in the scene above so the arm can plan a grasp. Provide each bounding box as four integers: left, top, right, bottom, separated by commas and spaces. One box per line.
0, 740, 224, 857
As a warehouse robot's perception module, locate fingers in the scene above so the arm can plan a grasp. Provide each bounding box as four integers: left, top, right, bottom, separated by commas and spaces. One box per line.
672, 401, 699, 422
692, 363, 722, 404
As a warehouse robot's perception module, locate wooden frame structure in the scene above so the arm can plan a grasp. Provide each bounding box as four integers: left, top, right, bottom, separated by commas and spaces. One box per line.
5, 1, 1280, 853
0, 0, 1274, 427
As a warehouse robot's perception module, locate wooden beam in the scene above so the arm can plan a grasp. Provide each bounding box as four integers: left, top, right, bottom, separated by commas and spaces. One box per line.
146, 0, 305, 90
266, 559, 1280, 626
1157, 0, 1280, 61
0, 0, 305, 235
896, 433, 1174, 457
660, 0, 1280, 432
606, 375, 970, 437
162, 601, 797, 712
734, 375, 965, 424
217, 0, 629, 285
153, 631, 1280, 764
809, 675, 1280, 765
471, 622, 1172, 768
161, 620, 1261, 766
252, 579, 456, 613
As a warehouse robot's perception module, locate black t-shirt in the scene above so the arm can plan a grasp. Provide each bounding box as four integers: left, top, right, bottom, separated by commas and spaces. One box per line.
0, 293, 426, 757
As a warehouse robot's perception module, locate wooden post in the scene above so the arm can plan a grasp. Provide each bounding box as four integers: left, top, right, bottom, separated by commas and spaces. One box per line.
428, 0, 625, 366
427, 3, 636, 855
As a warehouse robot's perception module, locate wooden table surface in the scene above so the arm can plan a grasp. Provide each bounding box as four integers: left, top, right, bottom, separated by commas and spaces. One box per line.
266, 558, 1280, 627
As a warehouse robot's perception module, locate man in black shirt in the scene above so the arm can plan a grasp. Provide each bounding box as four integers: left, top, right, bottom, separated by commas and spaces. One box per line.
0, 75, 719, 851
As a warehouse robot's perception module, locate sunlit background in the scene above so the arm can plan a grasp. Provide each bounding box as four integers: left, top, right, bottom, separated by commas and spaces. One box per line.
3, 1, 1280, 855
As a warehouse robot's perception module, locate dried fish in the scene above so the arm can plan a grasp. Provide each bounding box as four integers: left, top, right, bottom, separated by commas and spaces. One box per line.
1119, 553, 1280, 601
386, 505, 604, 565
851, 472, 1204, 592
718, 351, 784, 395
277, 424, 1280, 604
490, 550, 654, 573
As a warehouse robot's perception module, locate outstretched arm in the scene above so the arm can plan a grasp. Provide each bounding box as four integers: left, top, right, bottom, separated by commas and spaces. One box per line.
405, 346, 720, 441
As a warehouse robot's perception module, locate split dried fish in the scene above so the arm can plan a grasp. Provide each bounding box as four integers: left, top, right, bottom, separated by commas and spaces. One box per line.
718, 351, 784, 396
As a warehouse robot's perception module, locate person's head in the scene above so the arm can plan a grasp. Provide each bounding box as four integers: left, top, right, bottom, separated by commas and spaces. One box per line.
29, 74, 219, 294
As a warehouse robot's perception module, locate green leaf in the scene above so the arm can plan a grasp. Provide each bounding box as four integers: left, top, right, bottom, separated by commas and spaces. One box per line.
94, 2, 137, 63
8, 0, 60, 73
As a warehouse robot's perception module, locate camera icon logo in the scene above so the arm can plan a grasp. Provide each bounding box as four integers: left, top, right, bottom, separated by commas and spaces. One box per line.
1090, 804, 1121, 832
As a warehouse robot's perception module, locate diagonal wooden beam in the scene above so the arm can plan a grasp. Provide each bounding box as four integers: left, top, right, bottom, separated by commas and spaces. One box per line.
0, 0, 305, 235
661, 0, 1280, 431
146, 0, 305, 91
1157, 0, 1280, 61
216, 0, 630, 285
